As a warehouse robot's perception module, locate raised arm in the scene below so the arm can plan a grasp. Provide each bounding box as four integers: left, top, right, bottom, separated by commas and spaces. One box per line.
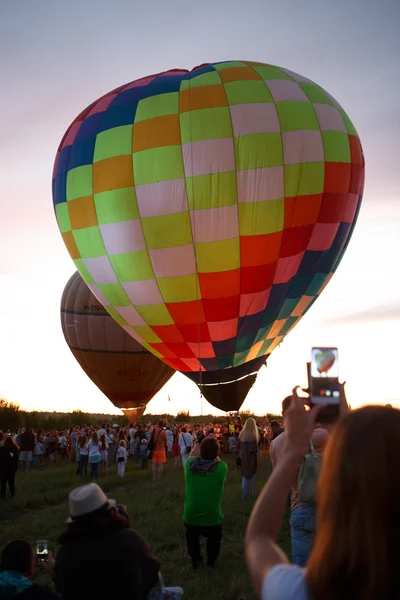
245, 390, 321, 597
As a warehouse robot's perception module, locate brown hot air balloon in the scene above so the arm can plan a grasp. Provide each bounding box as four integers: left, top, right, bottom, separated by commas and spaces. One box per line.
61, 272, 175, 420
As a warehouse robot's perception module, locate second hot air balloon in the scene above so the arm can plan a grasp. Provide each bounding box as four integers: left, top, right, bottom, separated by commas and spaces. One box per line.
61, 271, 175, 420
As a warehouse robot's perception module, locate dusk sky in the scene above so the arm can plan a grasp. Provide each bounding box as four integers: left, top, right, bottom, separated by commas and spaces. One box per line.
0, 0, 399, 417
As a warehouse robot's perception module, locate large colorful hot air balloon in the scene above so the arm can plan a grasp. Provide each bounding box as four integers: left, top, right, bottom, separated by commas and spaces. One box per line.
61, 271, 174, 420
53, 61, 364, 412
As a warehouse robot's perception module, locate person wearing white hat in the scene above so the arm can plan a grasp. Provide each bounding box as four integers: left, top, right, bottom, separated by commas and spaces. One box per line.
52, 484, 159, 599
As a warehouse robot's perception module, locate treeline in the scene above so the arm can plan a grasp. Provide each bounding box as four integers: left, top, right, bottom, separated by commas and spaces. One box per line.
0, 399, 280, 432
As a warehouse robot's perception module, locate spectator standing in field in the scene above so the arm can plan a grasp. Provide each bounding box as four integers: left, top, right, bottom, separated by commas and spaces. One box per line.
165, 426, 174, 454
269, 395, 329, 566
48, 432, 57, 462
228, 432, 237, 454
172, 437, 181, 467
99, 435, 108, 476
34, 439, 44, 468
139, 439, 149, 470
116, 440, 128, 478
19, 428, 35, 471
237, 418, 260, 500
13, 429, 22, 445
150, 421, 167, 481
77, 435, 89, 478
183, 437, 228, 569
270, 420, 284, 441
134, 424, 143, 441
97, 423, 106, 437
0, 539, 59, 599
88, 432, 101, 481
179, 426, 193, 468
129, 423, 136, 456
69, 427, 80, 462
0, 436, 19, 499
53, 483, 159, 599
105, 428, 115, 466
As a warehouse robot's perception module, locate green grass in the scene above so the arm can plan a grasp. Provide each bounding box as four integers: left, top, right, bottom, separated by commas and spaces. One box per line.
0, 455, 291, 599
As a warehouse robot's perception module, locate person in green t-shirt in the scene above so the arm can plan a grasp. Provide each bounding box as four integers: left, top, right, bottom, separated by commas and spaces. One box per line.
183, 436, 228, 568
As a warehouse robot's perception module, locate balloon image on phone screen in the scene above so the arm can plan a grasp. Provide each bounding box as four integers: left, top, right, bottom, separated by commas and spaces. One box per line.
310, 347, 340, 405
36, 540, 48, 562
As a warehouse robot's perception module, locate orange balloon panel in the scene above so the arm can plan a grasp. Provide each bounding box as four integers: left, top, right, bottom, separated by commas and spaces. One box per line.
61, 272, 174, 413
120, 406, 146, 422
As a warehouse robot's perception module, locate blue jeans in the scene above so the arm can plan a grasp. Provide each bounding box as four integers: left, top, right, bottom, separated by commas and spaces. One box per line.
242, 475, 256, 498
290, 504, 316, 566
90, 460, 99, 480
79, 454, 88, 477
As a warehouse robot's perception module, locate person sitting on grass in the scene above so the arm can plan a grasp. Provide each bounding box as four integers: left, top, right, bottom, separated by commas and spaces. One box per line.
0, 539, 59, 599
183, 437, 228, 569
52, 483, 160, 599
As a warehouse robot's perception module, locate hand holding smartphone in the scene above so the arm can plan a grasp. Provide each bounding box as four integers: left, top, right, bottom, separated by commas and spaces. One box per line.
308, 347, 340, 422
36, 540, 48, 562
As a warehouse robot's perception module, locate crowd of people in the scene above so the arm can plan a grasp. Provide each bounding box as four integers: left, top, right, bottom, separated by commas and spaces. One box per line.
2, 387, 398, 599
0, 416, 280, 497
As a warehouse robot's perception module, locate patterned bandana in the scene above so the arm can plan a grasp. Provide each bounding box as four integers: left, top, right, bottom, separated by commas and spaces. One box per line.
189, 457, 221, 474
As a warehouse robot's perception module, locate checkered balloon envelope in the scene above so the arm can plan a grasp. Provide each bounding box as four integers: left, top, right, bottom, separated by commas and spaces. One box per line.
53, 61, 365, 412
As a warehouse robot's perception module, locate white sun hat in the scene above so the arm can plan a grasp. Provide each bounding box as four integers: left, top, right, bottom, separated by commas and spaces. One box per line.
67, 483, 116, 523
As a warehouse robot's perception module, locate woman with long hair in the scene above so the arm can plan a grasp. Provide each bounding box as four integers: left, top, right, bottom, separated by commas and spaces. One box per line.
88, 432, 101, 481
245, 389, 400, 599
150, 420, 168, 481
99, 434, 108, 476
77, 435, 89, 477
238, 418, 260, 499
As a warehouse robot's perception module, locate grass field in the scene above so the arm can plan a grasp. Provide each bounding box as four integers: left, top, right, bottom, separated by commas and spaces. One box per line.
0, 454, 291, 599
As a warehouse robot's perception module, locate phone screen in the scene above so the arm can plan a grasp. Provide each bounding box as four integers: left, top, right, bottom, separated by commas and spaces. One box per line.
310, 347, 340, 405
36, 540, 48, 562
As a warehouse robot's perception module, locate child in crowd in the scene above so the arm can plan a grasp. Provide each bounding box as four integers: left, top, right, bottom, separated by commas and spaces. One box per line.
229, 433, 237, 453
99, 434, 108, 476
35, 439, 45, 467
172, 437, 180, 467
116, 440, 127, 478
139, 438, 149, 470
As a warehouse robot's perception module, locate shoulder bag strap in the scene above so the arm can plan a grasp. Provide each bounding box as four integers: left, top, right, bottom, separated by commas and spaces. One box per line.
309, 438, 317, 456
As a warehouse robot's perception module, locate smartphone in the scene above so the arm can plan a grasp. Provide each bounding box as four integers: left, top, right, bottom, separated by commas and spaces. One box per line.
308, 347, 340, 422
36, 540, 48, 562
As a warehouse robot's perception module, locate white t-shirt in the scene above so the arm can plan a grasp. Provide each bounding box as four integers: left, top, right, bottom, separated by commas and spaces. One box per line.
117, 446, 127, 462
129, 428, 136, 440
166, 430, 174, 448
88, 440, 100, 458
78, 443, 89, 456
179, 432, 193, 452
35, 443, 44, 455
262, 565, 308, 600
97, 428, 106, 437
